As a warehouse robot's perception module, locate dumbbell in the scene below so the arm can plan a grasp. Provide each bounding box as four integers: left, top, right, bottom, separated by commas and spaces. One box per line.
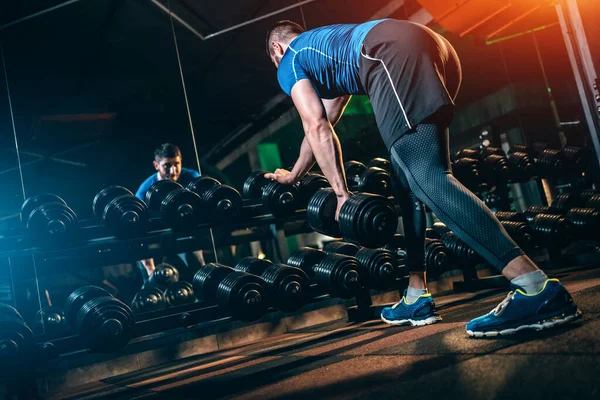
235, 257, 308, 312
457, 146, 511, 185
536, 148, 567, 179
455, 148, 480, 160
367, 158, 391, 173
297, 173, 330, 206
480, 146, 505, 158
440, 231, 482, 267
164, 281, 196, 307
243, 171, 300, 217
509, 144, 538, 160
93, 186, 149, 239
147, 263, 180, 290
344, 161, 367, 190
482, 154, 510, 185
523, 205, 561, 224
452, 158, 484, 191
529, 213, 573, 251
131, 286, 166, 313
565, 208, 600, 241
383, 234, 450, 278
354, 247, 398, 289
0, 303, 34, 365
20, 194, 79, 247
307, 188, 398, 248
585, 193, 600, 209
145, 180, 204, 230
323, 242, 397, 289
187, 176, 242, 221
32, 306, 68, 336
323, 241, 360, 256
287, 247, 365, 298
552, 193, 584, 212
495, 211, 527, 223
500, 221, 536, 251
345, 164, 392, 197
564, 146, 590, 174
64, 286, 134, 352
507, 152, 537, 182
193, 264, 269, 322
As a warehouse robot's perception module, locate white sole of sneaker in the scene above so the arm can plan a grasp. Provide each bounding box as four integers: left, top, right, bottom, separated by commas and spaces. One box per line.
466, 310, 583, 337
381, 315, 442, 326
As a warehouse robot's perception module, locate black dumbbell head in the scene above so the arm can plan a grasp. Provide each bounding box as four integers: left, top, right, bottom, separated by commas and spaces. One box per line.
262, 181, 299, 217
20, 193, 66, 225
424, 238, 449, 277
192, 264, 236, 303
148, 263, 180, 290
338, 193, 398, 248
92, 186, 133, 218
357, 167, 391, 197
323, 241, 360, 256
313, 254, 364, 299
507, 152, 537, 182
0, 303, 34, 363
307, 188, 342, 238
104, 194, 149, 239
367, 158, 391, 173
260, 264, 308, 312
243, 171, 270, 199
500, 221, 536, 251
216, 271, 269, 322
298, 173, 330, 206
145, 180, 183, 211
199, 184, 242, 221
452, 157, 484, 190
235, 257, 274, 275
75, 296, 134, 353
32, 306, 68, 336
160, 188, 204, 230
64, 285, 112, 327
531, 214, 573, 248
355, 248, 397, 289
187, 176, 221, 195
456, 148, 480, 160
344, 161, 367, 190
164, 281, 196, 307
287, 247, 327, 278
132, 286, 167, 313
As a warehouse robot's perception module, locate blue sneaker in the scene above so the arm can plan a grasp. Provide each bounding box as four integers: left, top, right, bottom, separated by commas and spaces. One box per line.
466, 279, 582, 337
381, 291, 442, 326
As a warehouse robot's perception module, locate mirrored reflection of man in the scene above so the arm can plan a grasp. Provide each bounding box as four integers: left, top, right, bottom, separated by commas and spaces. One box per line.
135, 143, 205, 283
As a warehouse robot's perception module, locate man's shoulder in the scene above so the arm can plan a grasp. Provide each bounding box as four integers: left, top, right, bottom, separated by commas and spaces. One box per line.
181, 168, 200, 178
135, 173, 158, 199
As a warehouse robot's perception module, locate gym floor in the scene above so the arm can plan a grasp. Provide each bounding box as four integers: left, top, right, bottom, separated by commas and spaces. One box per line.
50, 267, 600, 400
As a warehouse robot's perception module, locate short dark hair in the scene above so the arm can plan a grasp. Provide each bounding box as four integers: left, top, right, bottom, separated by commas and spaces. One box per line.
265, 20, 305, 56
154, 143, 181, 161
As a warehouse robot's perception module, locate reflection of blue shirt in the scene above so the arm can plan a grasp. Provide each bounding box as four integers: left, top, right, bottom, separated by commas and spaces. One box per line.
277, 19, 385, 99
135, 168, 200, 200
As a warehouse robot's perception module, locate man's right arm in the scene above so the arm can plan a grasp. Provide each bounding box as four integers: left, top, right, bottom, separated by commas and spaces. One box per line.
277, 95, 352, 182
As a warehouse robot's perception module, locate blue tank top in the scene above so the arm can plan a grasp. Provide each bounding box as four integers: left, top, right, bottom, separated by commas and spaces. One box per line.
277, 19, 386, 99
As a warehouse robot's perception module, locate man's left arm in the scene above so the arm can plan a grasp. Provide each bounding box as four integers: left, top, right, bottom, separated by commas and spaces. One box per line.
290, 80, 350, 215
322, 95, 351, 127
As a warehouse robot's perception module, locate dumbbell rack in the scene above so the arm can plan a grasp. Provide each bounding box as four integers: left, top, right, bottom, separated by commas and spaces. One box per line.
1, 196, 409, 375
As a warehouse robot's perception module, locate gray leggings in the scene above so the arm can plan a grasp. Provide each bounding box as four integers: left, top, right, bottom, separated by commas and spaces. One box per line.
389, 123, 524, 272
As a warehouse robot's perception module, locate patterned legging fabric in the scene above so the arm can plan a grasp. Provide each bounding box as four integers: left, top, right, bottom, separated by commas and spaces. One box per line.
389, 123, 524, 272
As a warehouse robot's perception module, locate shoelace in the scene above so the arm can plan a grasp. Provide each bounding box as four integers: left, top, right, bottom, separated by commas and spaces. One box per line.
491, 291, 515, 316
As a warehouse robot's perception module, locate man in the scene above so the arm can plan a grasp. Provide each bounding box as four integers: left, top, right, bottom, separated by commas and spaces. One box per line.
136, 143, 205, 282
264, 19, 581, 336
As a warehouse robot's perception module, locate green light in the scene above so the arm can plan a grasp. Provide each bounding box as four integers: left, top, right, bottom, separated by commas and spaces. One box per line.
344, 96, 373, 116
547, 87, 552, 93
